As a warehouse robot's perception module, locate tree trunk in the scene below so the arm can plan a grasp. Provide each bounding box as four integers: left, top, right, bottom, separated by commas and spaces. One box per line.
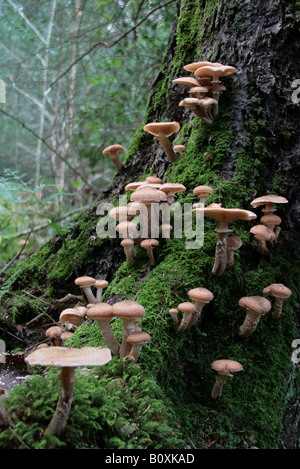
2, 0, 300, 449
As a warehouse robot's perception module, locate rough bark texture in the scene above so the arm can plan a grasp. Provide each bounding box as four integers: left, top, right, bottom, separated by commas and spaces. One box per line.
1, 0, 299, 450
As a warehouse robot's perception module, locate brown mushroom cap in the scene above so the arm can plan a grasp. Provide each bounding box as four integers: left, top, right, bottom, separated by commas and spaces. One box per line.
74, 276, 96, 287
61, 331, 73, 341
143, 121, 180, 137
263, 283, 292, 299
193, 185, 214, 198
227, 236, 243, 250
194, 205, 257, 230
195, 64, 236, 79
25, 346, 112, 368
130, 186, 161, 204
188, 287, 214, 304
260, 214, 282, 226
211, 359, 243, 374
140, 239, 159, 249
116, 221, 138, 237
94, 279, 109, 289
87, 302, 114, 319
239, 296, 272, 315
177, 302, 197, 314
102, 144, 123, 155
126, 331, 151, 344
46, 326, 63, 339
160, 183, 186, 196
112, 300, 146, 319
59, 308, 86, 326
183, 61, 223, 72
146, 176, 163, 184
251, 194, 288, 208
121, 238, 134, 248
173, 144, 186, 152
172, 76, 202, 88
125, 181, 147, 191
250, 225, 275, 241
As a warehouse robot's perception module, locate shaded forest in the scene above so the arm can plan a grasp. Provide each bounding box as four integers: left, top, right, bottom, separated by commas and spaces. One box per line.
0, 0, 299, 451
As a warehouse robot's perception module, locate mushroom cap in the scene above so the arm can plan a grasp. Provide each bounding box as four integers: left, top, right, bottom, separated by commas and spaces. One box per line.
126, 331, 151, 344
160, 183, 186, 195
172, 76, 202, 88
87, 302, 114, 319
103, 144, 123, 155
250, 225, 275, 241
59, 308, 86, 326
260, 214, 282, 226
227, 236, 243, 250
109, 206, 134, 220
188, 287, 214, 304
183, 61, 223, 72
211, 359, 243, 374
125, 181, 147, 191
121, 238, 134, 247
239, 296, 272, 315
193, 185, 214, 197
140, 239, 159, 249
179, 97, 202, 107
45, 326, 63, 338
143, 121, 180, 137
263, 283, 292, 299
75, 276, 96, 287
194, 205, 257, 226
157, 190, 168, 202
189, 86, 209, 95
112, 300, 146, 319
130, 186, 161, 204
116, 221, 138, 236
94, 279, 109, 289
146, 176, 163, 184
251, 194, 288, 208
25, 346, 112, 368
195, 64, 236, 78
61, 331, 73, 341
173, 144, 186, 152
177, 302, 197, 314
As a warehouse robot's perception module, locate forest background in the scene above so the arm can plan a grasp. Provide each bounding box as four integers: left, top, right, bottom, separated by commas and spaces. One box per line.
0, 0, 176, 266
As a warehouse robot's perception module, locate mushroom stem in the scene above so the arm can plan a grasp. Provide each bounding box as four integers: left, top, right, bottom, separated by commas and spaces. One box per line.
186, 304, 205, 330
212, 229, 231, 276
45, 366, 76, 436
96, 319, 120, 356
157, 135, 178, 162
119, 319, 136, 358
238, 309, 262, 338
272, 298, 284, 320
211, 373, 231, 399
109, 153, 123, 173
169, 308, 179, 328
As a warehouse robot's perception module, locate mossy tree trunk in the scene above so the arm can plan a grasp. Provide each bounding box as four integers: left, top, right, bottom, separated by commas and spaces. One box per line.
2, 0, 300, 449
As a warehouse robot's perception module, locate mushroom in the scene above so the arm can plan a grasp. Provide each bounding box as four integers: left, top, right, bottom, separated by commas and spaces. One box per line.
211, 359, 243, 399
169, 308, 179, 328
238, 296, 272, 337
172, 76, 202, 88
179, 97, 216, 125
121, 238, 135, 266
74, 276, 96, 304
124, 331, 151, 363
116, 220, 139, 240
262, 283, 292, 319
159, 223, 173, 242
112, 300, 146, 358
187, 287, 214, 329
193, 204, 256, 276
251, 194, 288, 217
86, 303, 120, 356
93, 279, 109, 302
145, 176, 163, 184
59, 307, 86, 327
109, 205, 135, 222
173, 144, 186, 158
183, 60, 223, 72
102, 144, 124, 173
61, 331, 73, 342
125, 181, 147, 191
160, 182, 186, 205
143, 121, 180, 162
130, 186, 161, 238
195, 63, 236, 107
176, 302, 197, 333
193, 185, 213, 206
25, 346, 111, 436
260, 214, 282, 242
140, 239, 159, 266
45, 326, 64, 346
226, 236, 243, 269
250, 225, 275, 253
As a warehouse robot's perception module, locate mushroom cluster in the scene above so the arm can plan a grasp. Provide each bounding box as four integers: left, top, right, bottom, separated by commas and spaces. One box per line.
169, 286, 214, 333
173, 60, 236, 124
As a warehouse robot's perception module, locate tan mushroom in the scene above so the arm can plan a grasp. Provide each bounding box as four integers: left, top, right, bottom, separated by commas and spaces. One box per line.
183, 60, 223, 72
211, 359, 243, 399
94, 279, 109, 302
116, 220, 139, 240
46, 326, 64, 346
169, 308, 179, 328
159, 223, 173, 243
251, 194, 288, 216
250, 225, 275, 253
160, 182, 186, 205
176, 302, 197, 333
121, 238, 135, 266
193, 185, 213, 206
238, 296, 272, 337
173, 144, 186, 158
140, 239, 159, 266
193, 204, 256, 276
74, 276, 96, 304
146, 176, 163, 184
195, 64, 236, 106
87, 303, 120, 356
61, 331, 73, 342
59, 307, 86, 327
102, 144, 124, 173
260, 214, 282, 242
226, 236, 243, 269
25, 346, 111, 436
112, 300, 146, 358
262, 283, 292, 319
125, 331, 151, 363
143, 121, 180, 162
130, 186, 161, 238
187, 287, 214, 329
172, 76, 202, 88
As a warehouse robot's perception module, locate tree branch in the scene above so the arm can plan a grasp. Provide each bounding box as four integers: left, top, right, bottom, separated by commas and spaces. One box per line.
49, 0, 176, 89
